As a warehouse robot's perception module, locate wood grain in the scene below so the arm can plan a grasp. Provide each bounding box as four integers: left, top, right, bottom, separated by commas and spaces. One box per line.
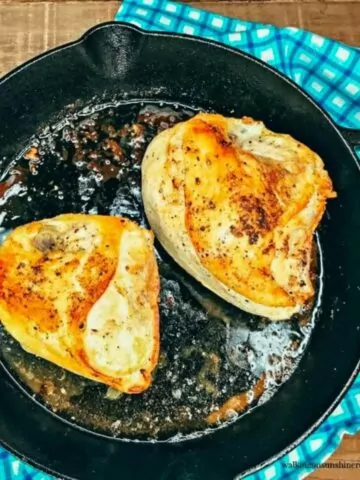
0, 0, 356, 3
1, 1, 360, 77
0, 1, 359, 479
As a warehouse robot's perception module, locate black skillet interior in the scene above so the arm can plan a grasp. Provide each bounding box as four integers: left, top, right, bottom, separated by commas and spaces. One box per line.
0, 22, 360, 480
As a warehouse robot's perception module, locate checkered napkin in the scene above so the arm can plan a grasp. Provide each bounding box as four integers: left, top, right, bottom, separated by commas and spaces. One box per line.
1, 0, 360, 478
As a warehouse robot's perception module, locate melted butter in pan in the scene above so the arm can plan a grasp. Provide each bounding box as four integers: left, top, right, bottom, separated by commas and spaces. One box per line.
0, 102, 318, 440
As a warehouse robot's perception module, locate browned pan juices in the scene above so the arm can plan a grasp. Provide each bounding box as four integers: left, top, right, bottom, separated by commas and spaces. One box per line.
0, 102, 320, 441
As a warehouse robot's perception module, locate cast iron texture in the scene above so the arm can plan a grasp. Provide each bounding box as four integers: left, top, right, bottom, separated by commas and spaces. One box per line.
0, 22, 360, 480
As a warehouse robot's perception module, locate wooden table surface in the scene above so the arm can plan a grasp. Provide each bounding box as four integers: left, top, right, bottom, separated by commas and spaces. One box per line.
0, 1, 359, 479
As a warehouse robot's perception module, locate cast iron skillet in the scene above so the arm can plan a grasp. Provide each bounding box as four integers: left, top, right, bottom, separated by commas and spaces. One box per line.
0, 22, 360, 480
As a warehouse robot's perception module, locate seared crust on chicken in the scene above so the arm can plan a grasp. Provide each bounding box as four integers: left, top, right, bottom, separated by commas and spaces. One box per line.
142, 113, 336, 320
0, 214, 160, 392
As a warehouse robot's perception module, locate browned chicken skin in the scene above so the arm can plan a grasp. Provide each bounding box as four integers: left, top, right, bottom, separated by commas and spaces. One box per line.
0, 214, 160, 392
142, 113, 336, 320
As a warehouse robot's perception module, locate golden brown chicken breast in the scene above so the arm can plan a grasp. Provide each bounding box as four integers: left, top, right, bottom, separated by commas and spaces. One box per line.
0, 214, 160, 393
142, 113, 336, 320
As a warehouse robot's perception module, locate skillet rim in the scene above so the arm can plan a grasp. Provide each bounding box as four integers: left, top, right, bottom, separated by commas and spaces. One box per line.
0, 20, 359, 480
1, 21, 359, 165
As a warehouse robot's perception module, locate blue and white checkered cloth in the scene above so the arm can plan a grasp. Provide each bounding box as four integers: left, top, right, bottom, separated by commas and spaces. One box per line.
1, 0, 360, 478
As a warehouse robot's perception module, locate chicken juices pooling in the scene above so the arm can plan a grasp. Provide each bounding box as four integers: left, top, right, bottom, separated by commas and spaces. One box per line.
0, 103, 320, 440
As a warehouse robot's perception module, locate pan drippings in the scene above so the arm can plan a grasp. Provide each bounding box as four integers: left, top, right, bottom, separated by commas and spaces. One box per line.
0, 102, 319, 440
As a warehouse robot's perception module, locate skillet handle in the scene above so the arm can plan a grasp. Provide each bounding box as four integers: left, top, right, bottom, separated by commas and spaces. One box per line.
338, 127, 360, 151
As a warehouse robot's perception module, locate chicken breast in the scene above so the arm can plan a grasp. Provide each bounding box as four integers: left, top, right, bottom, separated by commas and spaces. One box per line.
0, 214, 160, 393
142, 113, 336, 320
